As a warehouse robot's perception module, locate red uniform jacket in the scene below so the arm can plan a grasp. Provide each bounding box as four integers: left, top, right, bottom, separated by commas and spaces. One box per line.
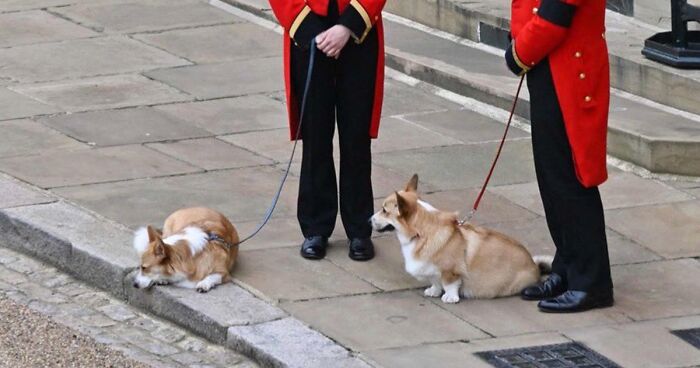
269, 0, 386, 140
505, 0, 609, 187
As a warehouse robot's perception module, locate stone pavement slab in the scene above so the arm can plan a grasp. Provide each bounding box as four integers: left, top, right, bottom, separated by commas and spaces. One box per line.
11, 74, 191, 112
219, 128, 296, 163
153, 95, 287, 135
0, 36, 190, 83
53, 0, 242, 34
488, 217, 662, 266
421, 188, 540, 225
282, 290, 489, 351
0, 10, 97, 48
147, 138, 273, 171
365, 333, 572, 368
40, 107, 212, 147
227, 317, 370, 368
236, 248, 378, 301
370, 164, 440, 199
606, 200, 700, 259
563, 315, 700, 368
374, 140, 536, 191
0, 87, 59, 121
381, 80, 461, 117
0, 0, 124, 12
234, 217, 300, 251
0, 119, 86, 157
371, 117, 462, 153
0, 174, 54, 209
612, 259, 700, 320
435, 294, 631, 338
0, 145, 200, 189
53, 167, 299, 228
326, 236, 425, 292
145, 57, 283, 100
491, 170, 694, 216
403, 108, 530, 144
665, 179, 700, 199
134, 23, 280, 64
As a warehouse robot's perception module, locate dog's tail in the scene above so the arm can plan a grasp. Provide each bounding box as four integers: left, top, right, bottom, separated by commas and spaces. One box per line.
532, 255, 554, 274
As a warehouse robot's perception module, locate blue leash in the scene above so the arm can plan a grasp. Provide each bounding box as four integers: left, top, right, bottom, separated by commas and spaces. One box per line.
237, 40, 317, 245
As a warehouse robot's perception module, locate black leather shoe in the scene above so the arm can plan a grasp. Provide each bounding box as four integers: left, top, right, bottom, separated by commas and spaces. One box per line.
538, 289, 614, 313
349, 238, 375, 261
300, 236, 328, 260
521, 273, 567, 301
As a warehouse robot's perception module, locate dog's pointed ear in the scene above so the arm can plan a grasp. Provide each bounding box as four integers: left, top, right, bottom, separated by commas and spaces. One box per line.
147, 225, 161, 242
405, 174, 419, 192
153, 241, 167, 258
396, 191, 411, 218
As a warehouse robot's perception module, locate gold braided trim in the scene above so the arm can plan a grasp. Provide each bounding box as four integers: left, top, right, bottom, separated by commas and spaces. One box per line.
289, 5, 312, 39
350, 0, 372, 43
512, 42, 531, 73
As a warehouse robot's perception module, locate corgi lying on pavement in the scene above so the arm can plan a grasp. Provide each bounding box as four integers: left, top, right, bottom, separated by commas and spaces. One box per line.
371, 175, 552, 303
132, 207, 239, 293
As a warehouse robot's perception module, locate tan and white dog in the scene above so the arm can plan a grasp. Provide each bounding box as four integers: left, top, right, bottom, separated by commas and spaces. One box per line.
371, 175, 552, 303
132, 207, 239, 293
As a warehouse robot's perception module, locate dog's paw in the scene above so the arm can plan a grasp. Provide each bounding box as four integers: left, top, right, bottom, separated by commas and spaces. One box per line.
441, 293, 460, 304
424, 286, 442, 298
195, 280, 215, 293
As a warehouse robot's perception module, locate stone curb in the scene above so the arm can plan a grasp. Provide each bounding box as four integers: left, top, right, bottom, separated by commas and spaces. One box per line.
0, 176, 371, 368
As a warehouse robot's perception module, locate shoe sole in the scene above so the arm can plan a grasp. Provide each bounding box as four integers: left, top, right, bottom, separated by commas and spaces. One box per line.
300, 252, 325, 260
538, 299, 614, 314
521, 293, 563, 301
348, 254, 374, 262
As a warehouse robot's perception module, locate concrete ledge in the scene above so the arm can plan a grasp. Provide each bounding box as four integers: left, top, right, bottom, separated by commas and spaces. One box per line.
1, 201, 133, 297
384, 0, 700, 117
228, 317, 372, 368
125, 273, 287, 344
0, 177, 367, 367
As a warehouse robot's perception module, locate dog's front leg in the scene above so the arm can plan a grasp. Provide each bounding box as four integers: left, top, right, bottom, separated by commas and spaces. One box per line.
424, 278, 443, 298
440, 273, 462, 304
195, 273, 223, 293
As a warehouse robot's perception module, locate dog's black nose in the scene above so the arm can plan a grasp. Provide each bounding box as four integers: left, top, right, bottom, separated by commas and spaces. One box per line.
133, 282, 139, 288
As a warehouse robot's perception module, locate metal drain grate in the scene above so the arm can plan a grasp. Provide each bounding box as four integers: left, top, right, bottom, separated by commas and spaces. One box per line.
475, 342, 621, 368
672, 328, 700, 349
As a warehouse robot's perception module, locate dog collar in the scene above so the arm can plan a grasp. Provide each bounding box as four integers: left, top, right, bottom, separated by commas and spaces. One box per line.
207, 232, 236, 249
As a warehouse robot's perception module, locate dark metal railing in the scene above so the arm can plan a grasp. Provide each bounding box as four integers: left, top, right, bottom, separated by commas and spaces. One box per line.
642, 0, 700, 68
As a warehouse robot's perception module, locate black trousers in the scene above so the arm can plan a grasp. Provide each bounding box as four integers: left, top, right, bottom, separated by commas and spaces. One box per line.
528, 59, 613, 292
290, 13, 377, 239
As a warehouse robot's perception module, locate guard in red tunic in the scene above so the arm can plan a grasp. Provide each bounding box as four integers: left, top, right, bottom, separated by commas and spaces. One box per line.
269, 0, 386, 261
505, 0, 614, 312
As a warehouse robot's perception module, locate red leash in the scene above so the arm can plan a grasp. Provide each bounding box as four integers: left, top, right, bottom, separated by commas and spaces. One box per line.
461, 75, 526, 224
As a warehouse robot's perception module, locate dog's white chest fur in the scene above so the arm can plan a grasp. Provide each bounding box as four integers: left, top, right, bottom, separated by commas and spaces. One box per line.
400, 236, 439, 280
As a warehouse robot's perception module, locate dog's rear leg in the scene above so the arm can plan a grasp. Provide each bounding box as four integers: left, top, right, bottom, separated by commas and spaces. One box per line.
441, 272, 462, 304
196, 273, 223, 293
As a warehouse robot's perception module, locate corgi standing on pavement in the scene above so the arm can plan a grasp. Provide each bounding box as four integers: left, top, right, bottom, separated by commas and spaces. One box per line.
132, 207, 239, 293
371, 175, 552, 303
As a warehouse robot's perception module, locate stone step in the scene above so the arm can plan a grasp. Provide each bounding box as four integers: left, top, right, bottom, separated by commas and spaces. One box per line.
381, 16, 700, 176
383, 0, 700, 118
218, 0, 700, 176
